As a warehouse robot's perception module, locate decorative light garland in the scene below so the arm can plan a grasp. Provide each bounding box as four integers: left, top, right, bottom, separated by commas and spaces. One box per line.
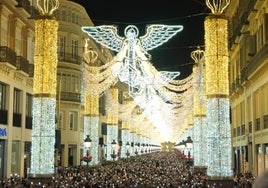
204, 0, 232, 178
31, 0, 59, 176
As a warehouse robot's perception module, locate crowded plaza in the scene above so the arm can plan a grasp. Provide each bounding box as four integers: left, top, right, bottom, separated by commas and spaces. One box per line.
1, 150, 256, 188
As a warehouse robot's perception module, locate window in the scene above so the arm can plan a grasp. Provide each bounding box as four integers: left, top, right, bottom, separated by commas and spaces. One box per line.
264, 115, 268, 129
248, 121, 252, 133
69, 112, 77, 130
71, 39, 78, 59
1, 16, 8, 45
61, 10, 67, 22
58, 36, 65, 60
26, 93, 32, 117
71, 13, 78, 24
0, 82, 8, 124
237, 126, 240, 136
25, 93, 32, 129
241, 124, 245, 135
13, 88, 22, 127
233, 128, 236, 137
0, 82, 7, 110
15, 26, 22, 56
255, 118, 261, 131
13, 88, 21, 114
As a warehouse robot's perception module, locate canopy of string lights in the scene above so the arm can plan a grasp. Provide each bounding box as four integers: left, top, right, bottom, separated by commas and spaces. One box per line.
82, 24, 203, 143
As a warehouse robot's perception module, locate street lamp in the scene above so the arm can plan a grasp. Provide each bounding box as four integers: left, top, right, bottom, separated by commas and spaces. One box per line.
126, 141, 130, 158
134, 143, 139, 155
185, 136, 193, 158
145, 144, 148, 153
178, 140, 186, 155
185, 136, 193, 167
140, 143, 144, 154
84, 135, 92, 166
111, 140, 117, 161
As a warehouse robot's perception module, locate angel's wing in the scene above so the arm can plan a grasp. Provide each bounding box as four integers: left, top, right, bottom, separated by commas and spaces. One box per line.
81, 25, 125, 52
140, 24, 183, 51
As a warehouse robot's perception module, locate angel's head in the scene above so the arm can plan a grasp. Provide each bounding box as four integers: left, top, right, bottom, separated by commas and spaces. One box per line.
124, 25, 139, 39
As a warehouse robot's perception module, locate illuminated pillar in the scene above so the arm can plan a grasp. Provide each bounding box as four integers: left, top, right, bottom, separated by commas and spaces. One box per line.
121, 121, 130, 158
191, 48, 207, 166
83, 41, 100, 165
204, 0, 232, 177
84, 95, 99, 165
30, 0, 59, 176
106, 87, 119, 161
129, 128, 135, 156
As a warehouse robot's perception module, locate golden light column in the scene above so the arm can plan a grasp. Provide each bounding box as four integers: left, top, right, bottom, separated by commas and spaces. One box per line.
204, 0, 232, 179
30, 0, 59, 176
83, 42, 100, 165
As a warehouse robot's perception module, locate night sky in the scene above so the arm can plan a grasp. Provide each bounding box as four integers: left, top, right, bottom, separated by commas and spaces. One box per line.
70, 0, 209, 78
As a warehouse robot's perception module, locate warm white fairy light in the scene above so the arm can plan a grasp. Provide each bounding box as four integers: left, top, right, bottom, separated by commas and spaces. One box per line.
121, 128, 130, 158
106, 125, 118, 161
37, 0, 59, 15
87, 117, 99, 165
204, 0, 232, 178
206, 0, 230, 15
106, 87, 119, 125
31, 98, 56, 175
31, 0, 58, 176
191, 48, 207, 167
82, 24, 202, 143
82, 24, 183, 98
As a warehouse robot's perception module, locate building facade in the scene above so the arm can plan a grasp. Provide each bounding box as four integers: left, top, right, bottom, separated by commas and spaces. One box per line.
226, 0, 268, 176
0, 0, 114, 179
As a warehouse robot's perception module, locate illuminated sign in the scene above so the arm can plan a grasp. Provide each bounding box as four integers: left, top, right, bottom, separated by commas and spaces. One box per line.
0, 127, 7, 137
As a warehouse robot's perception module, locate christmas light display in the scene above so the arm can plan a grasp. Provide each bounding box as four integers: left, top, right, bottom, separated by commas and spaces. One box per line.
30, 0, 59, 176
204, 0, 232, 177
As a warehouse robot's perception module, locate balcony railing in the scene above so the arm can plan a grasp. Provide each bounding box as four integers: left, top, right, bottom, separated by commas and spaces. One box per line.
247, 42, 268, 75
0, 46, 17, 67
58, 53, 82, 65
16, 56, 29, 74
58, 92, 81, 103
16, 0, 40, 19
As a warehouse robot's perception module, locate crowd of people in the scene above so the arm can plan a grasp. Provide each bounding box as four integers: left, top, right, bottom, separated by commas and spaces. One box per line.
0, 150, 262, 188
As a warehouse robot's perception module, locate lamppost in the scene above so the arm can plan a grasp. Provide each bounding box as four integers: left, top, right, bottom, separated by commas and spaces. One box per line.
134, 143, 139, 155
84, 135, 92, 166
185, 136, 193, 158
178, 140, 186, 155
140, 143, 144, 154
126, 141, 130, 158
185, 136, 194, 167
111, 140, 117, 161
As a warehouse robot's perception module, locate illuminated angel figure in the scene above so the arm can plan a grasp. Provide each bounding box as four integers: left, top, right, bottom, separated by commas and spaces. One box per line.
82, 24, 183, 97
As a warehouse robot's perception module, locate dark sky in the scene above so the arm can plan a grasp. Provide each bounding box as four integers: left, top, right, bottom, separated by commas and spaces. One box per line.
70, 0, 209, 78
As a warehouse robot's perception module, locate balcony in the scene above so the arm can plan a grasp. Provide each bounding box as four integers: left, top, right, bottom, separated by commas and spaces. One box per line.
16, 0, 39, 19
0, 46, 17, 67
247, 42, 268, 76
16, 56, 29, 74
58, 92, 81, 103
58, 53, 82, 66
